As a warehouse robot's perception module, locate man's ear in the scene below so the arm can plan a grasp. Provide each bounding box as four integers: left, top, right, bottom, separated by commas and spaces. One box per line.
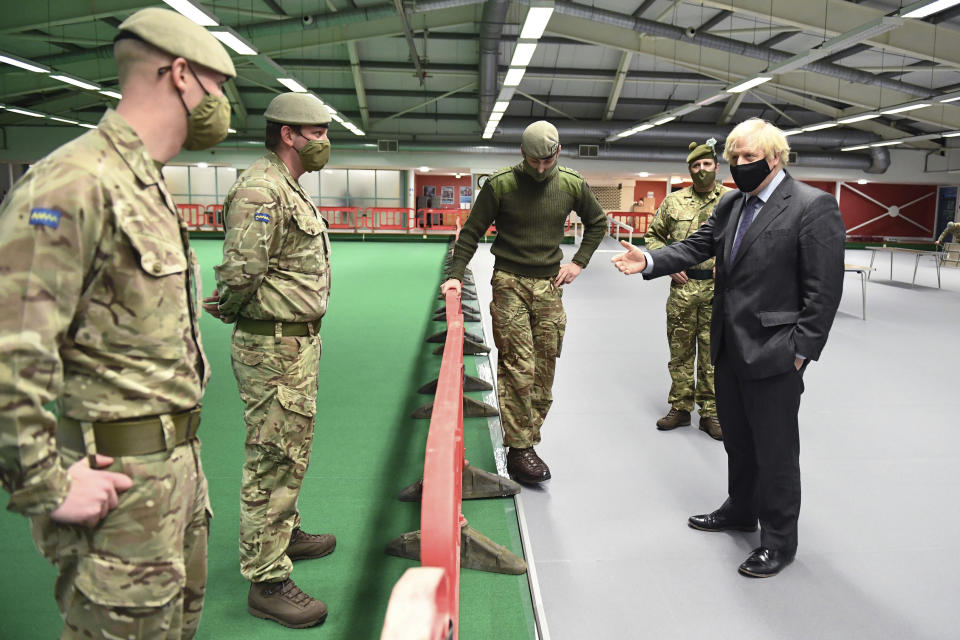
279, 124, 297, 148
169, 57, 190, 93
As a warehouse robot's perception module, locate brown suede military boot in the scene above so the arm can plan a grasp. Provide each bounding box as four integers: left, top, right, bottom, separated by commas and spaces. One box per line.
699, 416, 723, 441
248, 578, 328, 628
286, 528, 337, 561
656, 408, 691, 430
506, 447, 551, 484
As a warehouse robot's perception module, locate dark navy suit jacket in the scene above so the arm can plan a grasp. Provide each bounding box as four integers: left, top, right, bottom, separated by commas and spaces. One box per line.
645, 171, 846, 380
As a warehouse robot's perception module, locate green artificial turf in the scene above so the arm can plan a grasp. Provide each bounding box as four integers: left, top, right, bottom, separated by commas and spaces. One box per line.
0, 239, 534, 639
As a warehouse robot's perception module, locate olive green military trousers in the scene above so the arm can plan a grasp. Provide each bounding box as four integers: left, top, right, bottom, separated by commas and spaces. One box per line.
231, 328, 320, 584
665, 278, 716, 417
490, 270, 567, 449
30, 440, 210, 639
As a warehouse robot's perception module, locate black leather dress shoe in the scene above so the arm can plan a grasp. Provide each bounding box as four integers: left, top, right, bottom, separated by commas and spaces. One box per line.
738, 547, 795, 578
688, 509, 757, 532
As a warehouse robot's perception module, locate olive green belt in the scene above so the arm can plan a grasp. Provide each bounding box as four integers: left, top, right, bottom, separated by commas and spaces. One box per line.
57, 407, 202, 457
237, 317, 321, 336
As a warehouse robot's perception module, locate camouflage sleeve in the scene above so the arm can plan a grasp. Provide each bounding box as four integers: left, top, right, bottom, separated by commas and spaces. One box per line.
643, 199, 672, 251
0, 166, 102, 515
571, 181, 608, 267
215, 180, 281, 321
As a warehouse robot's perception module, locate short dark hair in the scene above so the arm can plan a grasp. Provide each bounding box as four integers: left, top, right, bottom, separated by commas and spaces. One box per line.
265, 121, 291, 151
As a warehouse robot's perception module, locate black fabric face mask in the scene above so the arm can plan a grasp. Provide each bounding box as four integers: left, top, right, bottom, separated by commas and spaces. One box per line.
729, 157, 772, 193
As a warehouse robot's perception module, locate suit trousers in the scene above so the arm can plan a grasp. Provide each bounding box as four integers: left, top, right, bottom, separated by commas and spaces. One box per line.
715, 347, 804, 552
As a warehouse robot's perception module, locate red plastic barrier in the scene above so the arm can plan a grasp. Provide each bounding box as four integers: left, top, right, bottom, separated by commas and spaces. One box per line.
205, 204, 224, 231
416, 208, 468, 230
366, 207, 414, 231
177, 203, 206, 230
318, 206, 358, 230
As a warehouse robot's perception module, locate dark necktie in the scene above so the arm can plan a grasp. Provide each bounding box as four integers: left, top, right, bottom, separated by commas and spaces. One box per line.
730, 195, 761, 260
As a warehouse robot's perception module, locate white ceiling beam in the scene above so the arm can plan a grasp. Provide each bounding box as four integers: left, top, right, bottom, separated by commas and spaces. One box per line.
694, 0, 960, 70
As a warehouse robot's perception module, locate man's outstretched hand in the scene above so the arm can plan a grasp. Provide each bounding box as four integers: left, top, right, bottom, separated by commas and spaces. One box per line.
611, 240, 648, 275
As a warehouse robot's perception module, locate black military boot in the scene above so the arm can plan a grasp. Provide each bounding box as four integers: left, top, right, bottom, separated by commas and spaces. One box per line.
506, 447, 551, 484
656, 408, 691, 430
286, 528, 336, 561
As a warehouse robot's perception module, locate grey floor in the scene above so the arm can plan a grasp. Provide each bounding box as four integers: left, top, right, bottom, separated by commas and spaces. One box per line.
464, 238, 960, 640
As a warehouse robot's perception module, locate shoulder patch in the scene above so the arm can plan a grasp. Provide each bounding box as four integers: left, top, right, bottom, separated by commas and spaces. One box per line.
29, 208, 62, 229
254, 212, 271, 223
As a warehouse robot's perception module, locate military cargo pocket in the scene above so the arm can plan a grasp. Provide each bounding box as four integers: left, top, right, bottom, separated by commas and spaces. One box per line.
233, 346, 265, 367
490, 303, 527, 354
277, 384, 316, 418
75, 553, 182, 608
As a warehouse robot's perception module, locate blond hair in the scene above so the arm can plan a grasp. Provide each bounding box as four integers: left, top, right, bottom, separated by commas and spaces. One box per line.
723, 118, 790, 167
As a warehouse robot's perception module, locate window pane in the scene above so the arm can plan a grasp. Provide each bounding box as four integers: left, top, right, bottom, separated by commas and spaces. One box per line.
349, 169, 376, 202
319, 169, 348, 206
216, 167, 237, 200
163, 166, 189, 196
300, 171, 320, 199
376, 170, 401, 199
191, 167, 216, 196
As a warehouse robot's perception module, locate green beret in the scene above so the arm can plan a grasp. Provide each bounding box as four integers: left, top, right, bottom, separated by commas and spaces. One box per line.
686, 139, 718, 164
264, 93, 331, 126
521, 120, 560, 159
117, 8, 236, 78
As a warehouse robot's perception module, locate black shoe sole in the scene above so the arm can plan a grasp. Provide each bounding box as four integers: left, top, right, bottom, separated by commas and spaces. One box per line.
507, 469, 551, 485
657, 421, 691, 431
737, 566, 782, 578
249, 606, 328, 628
698, 426, 723, 441
688, 521, 757, 532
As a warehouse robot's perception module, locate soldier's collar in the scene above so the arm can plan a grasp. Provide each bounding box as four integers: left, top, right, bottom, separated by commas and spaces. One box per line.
100, 109, 162, 187
267, 150, 311, 198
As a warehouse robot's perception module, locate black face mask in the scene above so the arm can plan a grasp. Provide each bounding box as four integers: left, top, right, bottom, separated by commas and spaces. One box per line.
729, 157, 772, 193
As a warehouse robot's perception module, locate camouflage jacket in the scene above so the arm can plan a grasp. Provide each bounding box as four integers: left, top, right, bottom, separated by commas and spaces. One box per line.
644, 183, 732, 272
215, 152, 331, 323
0, 109, 209, 516
937, 221, 959, 244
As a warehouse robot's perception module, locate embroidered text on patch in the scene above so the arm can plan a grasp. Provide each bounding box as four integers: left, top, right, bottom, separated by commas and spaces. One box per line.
254, 212, 270, 223
29, 208, 62, 229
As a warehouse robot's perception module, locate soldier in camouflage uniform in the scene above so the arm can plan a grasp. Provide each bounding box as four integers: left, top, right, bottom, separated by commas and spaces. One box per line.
203, 92, 334, 629
441, 121, 608, 484
0, 8, 235, 638
644, 141, 731, 440
936, 220, 959, 245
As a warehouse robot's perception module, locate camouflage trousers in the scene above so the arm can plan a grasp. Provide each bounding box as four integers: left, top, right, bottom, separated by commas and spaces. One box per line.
30, 439, 210, 639
231, 328, 320, 583
666, 278, 716, 416
490, 270, 567, 449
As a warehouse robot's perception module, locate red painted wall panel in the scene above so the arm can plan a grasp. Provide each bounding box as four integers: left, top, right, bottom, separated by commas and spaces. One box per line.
839, 182, 937, 239
415, 175, 472, 209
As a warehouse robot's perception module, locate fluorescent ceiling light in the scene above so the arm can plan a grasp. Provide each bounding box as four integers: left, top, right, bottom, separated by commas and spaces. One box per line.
351, 129, 365, 136
503, 68, 525, 87
673, 104, 698, 117
653, 116, 675, 126
637, 172, 650, 177
783, 129, 804, 136
196, 162, 208, 168
727, 76, 771, 93
942, 131, 960, 137
99, 89, 122, 100
6, 107, 44, 118
51, 74, 100, 91
858, 179, 870, 184
871, 140, 903, 147
49, 116, 79, 125
901, 0, 960, 19
492, 101, 510, 113
670, 176, 684, 184
162, 0, 219, 26
841, 145, 870, 151
520, 6, 554, 40
939, 95, 960, 103
510, 42, 538, 68
78, 123, 97, 129
804, 122, 838, 131
277, 78, 307, 92
227, 128, 237, 133
482, 131, 494, 139
838, 113, 880, 124
211, 29, 258, 56
881, 103, 931, 115
0, 52, 49, 73
419, 166, 430, 172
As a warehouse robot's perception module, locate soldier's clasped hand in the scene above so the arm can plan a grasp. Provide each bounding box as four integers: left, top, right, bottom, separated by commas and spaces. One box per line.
50, 455, 133, 528
440, 278, 462, 296
611, 239, 648, 275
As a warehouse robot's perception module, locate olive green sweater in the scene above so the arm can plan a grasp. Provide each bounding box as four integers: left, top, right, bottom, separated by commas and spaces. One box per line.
445, 163, 608, 281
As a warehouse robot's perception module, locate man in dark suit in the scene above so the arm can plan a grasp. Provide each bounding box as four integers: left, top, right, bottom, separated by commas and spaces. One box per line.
612, 118, 845, 577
